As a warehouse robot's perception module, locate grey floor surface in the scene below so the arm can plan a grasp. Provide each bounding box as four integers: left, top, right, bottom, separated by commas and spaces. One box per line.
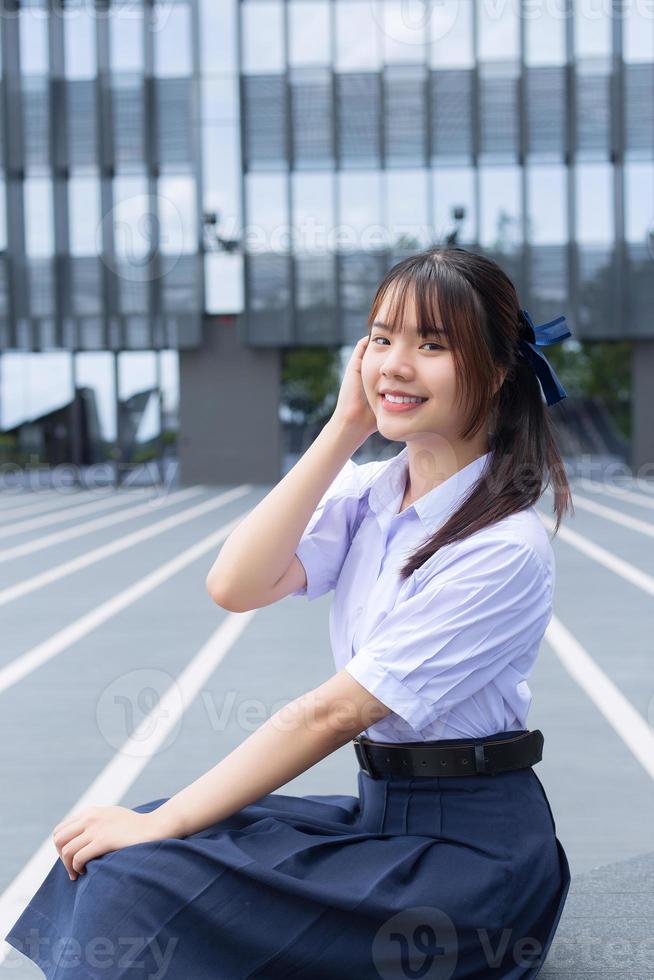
0, 470, 652, 978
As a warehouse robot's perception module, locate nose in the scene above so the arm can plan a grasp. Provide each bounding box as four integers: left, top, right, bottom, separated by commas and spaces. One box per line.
380, 347, 416, 381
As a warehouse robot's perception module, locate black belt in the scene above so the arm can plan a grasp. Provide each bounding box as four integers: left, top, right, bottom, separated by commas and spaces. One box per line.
353, 729, 544, 778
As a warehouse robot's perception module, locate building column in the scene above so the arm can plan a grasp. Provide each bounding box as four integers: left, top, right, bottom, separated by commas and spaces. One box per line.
178, 315, 282, 486
630, 338, 654, 475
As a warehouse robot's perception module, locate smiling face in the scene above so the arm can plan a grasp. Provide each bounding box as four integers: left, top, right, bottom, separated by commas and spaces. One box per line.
361, 280, 471, 448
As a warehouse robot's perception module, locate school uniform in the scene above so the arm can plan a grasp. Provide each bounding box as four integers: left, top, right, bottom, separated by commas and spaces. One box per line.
4, 446, 571, 980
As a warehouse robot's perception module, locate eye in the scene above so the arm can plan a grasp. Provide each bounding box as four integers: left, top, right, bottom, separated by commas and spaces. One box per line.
370, 336, 444, 351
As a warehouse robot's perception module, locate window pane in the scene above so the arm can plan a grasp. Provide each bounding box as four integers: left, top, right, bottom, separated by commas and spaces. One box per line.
113, 176, 151, 260
574, 2, 611, 57
526, 166, 567, 243
290, 66, 334, 168
337, 171, 382, 250
336, 73, 382, 167
245, 173, 289, 252
75, 351, 117, 443
576, 59, 611, 159
160, 350, 179, 424
69, 176, 101, 256
429, 69, 474, 162
479, 167, 521, 250
25, 177, 54, 257
624, 162, 654, 243
430, 0, 473, 68
1, 353, 72, 430
479, 62, 520, 161
199, 0, 237, 73
0, 177, 6, 250
576, 164, 613, 244
623, 3, 654, 62
205, 252, 244, 313
117, 351, 160, 453
64, 6, 96, 79
382, 0, 428, 63
289, 1, 330, 66
525, 4, 566, 65
291, 172, 335, 253
202, 118, 242, 250
525, 65, 566, 159
335, 0, 381, 71
477, 0, 519, 60
432, 167, 476, 244
20, 7, 49, 75
242, 1, 285, 73
385, 169, 432, 248
158, 176, 197, 255
154, 2, 192, 77
109, 6, 144, 73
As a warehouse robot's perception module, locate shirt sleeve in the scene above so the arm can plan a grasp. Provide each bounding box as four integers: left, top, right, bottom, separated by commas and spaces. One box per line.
344, 538, 552, 732
288, 457, 365, 601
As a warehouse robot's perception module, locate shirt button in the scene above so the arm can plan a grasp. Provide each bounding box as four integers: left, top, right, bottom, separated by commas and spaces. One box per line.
355, 605, 363, 616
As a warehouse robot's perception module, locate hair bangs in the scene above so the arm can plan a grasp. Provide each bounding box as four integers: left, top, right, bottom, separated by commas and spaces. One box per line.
367, 261, 450, 342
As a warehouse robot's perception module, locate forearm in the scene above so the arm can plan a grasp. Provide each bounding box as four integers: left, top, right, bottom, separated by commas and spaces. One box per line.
152, 691, 352, 839
206, 415, 366, 607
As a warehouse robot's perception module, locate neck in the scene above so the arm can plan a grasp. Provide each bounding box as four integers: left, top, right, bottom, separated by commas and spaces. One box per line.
403, 435, 491, 504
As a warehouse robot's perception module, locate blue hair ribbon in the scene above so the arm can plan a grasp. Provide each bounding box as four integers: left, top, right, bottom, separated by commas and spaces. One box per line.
517, 309, 572, 406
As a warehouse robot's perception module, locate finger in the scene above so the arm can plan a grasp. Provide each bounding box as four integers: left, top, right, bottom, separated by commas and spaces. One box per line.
53, 820, 86, 856
53, 812, 87, 837
61, 832, 91, 880
71, 840, 105, 877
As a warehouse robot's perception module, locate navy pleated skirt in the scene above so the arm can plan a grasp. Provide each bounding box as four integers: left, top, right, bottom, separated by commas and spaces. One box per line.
5, 730, 571, 979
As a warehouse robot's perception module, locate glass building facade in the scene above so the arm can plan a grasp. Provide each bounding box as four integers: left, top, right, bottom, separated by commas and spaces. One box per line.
0, 0, 205, 351
238, 0, 654, 347
0, 0, 652, 481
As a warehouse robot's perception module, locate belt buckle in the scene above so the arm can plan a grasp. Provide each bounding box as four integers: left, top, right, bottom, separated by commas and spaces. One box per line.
353, 736, 377, 778
473, 742, 488, 774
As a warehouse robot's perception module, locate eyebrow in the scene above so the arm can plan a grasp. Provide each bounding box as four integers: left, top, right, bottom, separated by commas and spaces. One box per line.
371, 320, 447, 336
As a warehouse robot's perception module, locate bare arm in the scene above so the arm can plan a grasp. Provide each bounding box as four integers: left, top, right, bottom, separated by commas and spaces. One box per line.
206, 337, 376, 610
206, 416, 364, 609
151, 669, 393, 839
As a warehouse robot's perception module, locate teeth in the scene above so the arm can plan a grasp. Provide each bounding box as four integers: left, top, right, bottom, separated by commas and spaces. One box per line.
384, 394, 425, 404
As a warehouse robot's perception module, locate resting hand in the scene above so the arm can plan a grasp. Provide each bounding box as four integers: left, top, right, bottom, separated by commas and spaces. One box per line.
52, 805, 168, 881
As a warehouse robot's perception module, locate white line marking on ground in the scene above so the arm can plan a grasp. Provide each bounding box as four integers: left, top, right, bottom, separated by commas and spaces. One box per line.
546, 614, 654, 781
537, 510, 654, 597
0, 609, 256, 963
581, 482, 654, 511
0, 487, 251, 609
0, 487, 159, 539
562, 492, 654, 538
0, 490, 98, 508
0, 499, 250, 693
0, 490, 122, 525
0, 486, 206, 559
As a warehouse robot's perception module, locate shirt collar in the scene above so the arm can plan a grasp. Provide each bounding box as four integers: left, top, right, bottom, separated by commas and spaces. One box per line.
367, 445, 493, 534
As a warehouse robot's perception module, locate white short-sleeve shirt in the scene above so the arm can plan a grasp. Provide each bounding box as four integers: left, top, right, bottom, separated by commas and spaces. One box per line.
290, 445, 555, 743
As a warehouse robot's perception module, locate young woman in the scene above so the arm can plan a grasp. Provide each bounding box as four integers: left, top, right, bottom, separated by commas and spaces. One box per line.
5, 246, 572, 979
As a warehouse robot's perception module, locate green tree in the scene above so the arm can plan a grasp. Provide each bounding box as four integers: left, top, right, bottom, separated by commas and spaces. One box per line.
544, 339, 631, 441
281, 347, 342, 425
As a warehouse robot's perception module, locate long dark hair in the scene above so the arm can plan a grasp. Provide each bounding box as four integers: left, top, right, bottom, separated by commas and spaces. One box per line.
366, 245, 574, 580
